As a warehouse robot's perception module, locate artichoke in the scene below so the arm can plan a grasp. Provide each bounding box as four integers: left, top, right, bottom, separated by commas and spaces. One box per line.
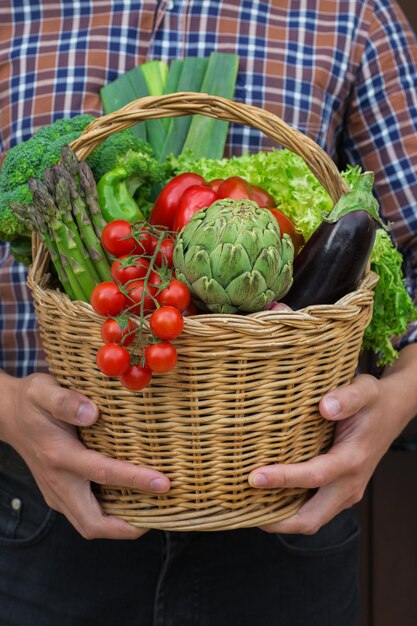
173, 198, 294, 313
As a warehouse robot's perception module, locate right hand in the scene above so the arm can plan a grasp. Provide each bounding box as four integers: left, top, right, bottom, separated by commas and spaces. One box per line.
0, 371, 170, 540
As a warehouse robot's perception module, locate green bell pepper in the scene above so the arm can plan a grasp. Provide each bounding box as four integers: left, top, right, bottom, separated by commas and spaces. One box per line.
97, 167, 144, 223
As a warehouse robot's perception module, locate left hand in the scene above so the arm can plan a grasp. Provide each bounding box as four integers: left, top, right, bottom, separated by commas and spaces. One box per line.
248, 372, 406, 535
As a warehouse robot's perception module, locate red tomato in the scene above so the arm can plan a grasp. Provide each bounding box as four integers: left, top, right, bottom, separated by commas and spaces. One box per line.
156, 279, 191, 312
90, 282, 127, 317
111, 256, 150, 285
173, 185, 219, 231
155, 238, 175, 268
217, 176, 254, 201
101, 220, 137, 257
145, 342, 177, 373
149, 173, 206, 230
126, 279, 158, 315
150, 306, 184, 341
268, 208, 305, 255
120, 364, 152, 390
101, 318, 137, 346
251, 184, 275, 208
132, 226, 154, 256
96, 343, 131, 377
207, 178, 224, 193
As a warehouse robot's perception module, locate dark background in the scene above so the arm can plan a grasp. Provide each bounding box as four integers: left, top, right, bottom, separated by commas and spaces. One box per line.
356, 4, 417, 625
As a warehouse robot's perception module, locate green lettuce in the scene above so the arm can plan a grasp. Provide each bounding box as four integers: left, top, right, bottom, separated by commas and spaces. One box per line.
171, 149, 417, 366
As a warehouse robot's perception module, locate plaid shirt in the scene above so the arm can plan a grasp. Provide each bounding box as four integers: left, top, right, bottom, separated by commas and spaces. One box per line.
1, 0, 417, 376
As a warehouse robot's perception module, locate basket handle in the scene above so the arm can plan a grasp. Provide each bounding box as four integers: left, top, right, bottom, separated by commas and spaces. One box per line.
69, 92, 349, 204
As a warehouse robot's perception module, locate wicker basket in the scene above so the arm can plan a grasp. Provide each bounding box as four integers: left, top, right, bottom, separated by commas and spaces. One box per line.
28, 93, 378, 531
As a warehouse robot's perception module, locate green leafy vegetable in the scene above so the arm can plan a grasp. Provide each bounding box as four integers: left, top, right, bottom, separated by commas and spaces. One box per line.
363, 229, 417, 366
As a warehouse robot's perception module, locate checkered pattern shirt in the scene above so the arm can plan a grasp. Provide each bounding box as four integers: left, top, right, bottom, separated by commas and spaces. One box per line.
1, 0, 417, 376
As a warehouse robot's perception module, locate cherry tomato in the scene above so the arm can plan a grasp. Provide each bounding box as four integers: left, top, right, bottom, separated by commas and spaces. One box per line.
111, 256, 150, 285
126, 279, 158, 315
150, 306, 184, 341
90, 282, 127, 317
156, 279, 191, 312
173, 185, 219, 231
145, 342, 177, 374
251, 184, 275, 208
268, 208, 305, 255
217, 176, 254, 201
101, 220, 137, 257
207, 178, 224, 193
96, 343, 131, 377
155, 238, 175, 268
149, 172, 206, 230
132, 226, 154, 256
101, 318, 137, 346
120, 364, 152, 390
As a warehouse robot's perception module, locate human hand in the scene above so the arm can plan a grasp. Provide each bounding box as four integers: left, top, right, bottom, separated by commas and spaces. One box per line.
248, 373, 407, 534
0, 372, 170, 540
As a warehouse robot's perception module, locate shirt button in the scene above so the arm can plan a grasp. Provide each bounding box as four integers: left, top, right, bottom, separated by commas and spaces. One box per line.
11, 497, 22, 511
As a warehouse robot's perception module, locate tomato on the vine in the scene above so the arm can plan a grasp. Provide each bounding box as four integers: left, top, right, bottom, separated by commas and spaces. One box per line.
111, 256, 150, 285
101, 318, 137, 346
96, 343, 131, 377
120, 364, 152, 390
154, 238, 175, 268
91, 282, 127, 317
101, 220, 137, 257
150, 306, 184, 341
126, 279, 158, 315
156, 279, 190, 312
145, 342, 177, 373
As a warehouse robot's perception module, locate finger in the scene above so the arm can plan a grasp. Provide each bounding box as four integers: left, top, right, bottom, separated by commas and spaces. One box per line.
28, 376, 99, 426
63, 441, 171, 493
319, 374, 379, 421
53, 479, 149, 540
259, 484, 348, 535
248, 452, 346, 490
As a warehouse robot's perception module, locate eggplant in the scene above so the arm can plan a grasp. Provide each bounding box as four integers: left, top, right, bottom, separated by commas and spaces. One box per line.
282, 173, 385, 310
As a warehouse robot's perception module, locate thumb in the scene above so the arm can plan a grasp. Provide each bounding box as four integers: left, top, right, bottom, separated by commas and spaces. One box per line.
319, 374, 379, 422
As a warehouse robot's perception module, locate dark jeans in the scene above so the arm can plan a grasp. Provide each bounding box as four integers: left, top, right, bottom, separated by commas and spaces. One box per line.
0, 443, 360, 626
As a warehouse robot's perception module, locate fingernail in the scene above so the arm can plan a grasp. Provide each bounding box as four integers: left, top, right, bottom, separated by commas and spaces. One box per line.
250, 473, 268, 488
323, 396, 340, 418
150, 478, 169, 493
76, 403, 97, 424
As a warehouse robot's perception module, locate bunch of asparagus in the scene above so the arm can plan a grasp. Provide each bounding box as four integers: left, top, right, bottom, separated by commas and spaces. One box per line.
12, 146, 111, 301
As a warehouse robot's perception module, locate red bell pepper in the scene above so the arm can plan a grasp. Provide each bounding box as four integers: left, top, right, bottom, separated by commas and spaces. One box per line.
149, 172, 206, 230
217, 176, 254, 201
173, 185, 219, 231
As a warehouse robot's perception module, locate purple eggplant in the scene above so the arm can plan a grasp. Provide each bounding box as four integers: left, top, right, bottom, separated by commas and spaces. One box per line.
282, 173, 385, 310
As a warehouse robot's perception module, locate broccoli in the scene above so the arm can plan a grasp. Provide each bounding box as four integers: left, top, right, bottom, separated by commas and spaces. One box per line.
0, 114, 95, 245
86, 131, 155, 181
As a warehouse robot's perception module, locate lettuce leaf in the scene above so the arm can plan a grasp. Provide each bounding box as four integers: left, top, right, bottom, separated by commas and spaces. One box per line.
171, 149, 417, 366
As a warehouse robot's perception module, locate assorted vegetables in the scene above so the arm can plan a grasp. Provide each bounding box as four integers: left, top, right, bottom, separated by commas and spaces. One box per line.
1, 83, 415, 374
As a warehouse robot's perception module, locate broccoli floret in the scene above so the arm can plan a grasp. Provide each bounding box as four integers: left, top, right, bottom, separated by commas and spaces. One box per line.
118, 149, 167, 196
0, 185, 32, 241
0, 113, 95, 243
86, 129, 154, 181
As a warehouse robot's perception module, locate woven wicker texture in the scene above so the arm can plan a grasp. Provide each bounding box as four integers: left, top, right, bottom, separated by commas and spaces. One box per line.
28, 93, 378, 531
